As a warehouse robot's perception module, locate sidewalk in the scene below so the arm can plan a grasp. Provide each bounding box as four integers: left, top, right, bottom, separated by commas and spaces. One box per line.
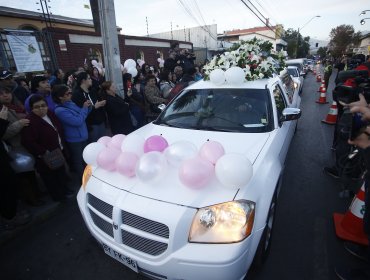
0, 197, 62, 245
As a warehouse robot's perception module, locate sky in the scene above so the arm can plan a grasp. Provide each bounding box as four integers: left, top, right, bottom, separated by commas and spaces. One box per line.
0, 0, 369, 41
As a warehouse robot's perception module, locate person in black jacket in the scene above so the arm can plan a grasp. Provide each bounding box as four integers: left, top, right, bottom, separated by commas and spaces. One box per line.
100, 81, 134, 135
335, 96, 370, 280
0, 106, 31, 229
72, 72, 107, 143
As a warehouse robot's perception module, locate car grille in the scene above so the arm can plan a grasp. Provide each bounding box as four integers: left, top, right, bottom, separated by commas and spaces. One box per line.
86, 193, 170, 256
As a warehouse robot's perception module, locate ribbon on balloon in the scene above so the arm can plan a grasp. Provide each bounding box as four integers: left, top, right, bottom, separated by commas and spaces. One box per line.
82, 134, 253, 190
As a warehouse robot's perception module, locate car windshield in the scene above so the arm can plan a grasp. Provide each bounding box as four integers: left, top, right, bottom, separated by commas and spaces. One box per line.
287, 68, 299, 77
155, 88, 273, 133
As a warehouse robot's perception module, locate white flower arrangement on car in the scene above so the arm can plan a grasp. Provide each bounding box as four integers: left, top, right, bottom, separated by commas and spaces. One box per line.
203, 38, 287, 84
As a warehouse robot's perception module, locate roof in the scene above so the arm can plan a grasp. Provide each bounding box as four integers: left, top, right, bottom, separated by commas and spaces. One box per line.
223, 26, 278, 36
0, 6, 121, 31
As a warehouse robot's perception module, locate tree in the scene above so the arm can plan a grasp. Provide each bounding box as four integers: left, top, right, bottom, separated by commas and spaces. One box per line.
282, 28, 311, 58
317, 47, 328, 59
328, 24, 361, 57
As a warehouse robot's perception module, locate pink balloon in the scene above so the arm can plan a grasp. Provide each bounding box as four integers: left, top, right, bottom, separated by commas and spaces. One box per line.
179, 157, 214, 189
108, 134, 126, 149
97, 136, 111, 147
144, 135, 169, 153
199, 141, 225, 165
115, 152, 139, 177
97, 147, 120, 171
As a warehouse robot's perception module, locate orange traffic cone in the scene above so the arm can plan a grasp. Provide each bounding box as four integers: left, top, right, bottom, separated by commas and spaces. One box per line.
333, 183, 369, 246
316, 90, 328, 104
316, 74, 321, 82
318, 80, 326, 93
322, 101, 338, 124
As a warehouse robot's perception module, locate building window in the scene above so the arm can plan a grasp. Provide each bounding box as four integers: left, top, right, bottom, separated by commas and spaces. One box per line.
136, 50, 144, 61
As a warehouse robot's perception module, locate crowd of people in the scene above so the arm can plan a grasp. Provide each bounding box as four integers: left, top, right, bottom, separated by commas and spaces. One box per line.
320, 55, 370, 279
0, 47, 206, 230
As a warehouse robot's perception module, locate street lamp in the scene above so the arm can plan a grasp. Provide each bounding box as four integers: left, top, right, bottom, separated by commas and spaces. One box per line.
359, 10, 370, 16
296, 15, 321, 58
360, 18, 370, 25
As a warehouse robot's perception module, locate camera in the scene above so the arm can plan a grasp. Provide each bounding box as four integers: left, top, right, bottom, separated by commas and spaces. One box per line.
334, 69, 370, 104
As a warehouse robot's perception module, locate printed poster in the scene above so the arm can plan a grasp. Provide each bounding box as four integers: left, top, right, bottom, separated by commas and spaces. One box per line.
6, 32, 44, 72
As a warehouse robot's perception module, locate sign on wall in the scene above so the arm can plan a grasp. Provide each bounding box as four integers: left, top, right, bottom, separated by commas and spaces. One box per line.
6, 31, 44, 72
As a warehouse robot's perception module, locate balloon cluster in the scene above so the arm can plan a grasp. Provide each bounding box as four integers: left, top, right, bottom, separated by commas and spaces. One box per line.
83, 134, 253, 190
157, 58, 164, 68
91, 60, 105, 76
123, 59, 138, 77
209, 67, 245, 86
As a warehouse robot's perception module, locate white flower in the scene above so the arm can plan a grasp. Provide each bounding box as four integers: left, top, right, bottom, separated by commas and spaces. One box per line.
259, 60, 270, 71
243, 65, 250, 72
259, 73, 265, 78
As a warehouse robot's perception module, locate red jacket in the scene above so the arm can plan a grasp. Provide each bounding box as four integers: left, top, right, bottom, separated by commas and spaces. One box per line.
21, 111, 67, 172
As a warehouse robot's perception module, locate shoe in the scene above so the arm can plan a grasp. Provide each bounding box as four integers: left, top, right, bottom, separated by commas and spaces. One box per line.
344, 242, 369, 263
335, 267, 370, 280
323, 166, 339, 179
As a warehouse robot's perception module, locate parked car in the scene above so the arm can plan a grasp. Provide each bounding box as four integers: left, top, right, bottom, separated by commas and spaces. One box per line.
287, 66, 304, 94
286, 58, 306, 78
77, 73, 301, 280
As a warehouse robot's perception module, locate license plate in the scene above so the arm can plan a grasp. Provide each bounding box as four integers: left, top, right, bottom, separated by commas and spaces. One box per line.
102, 243, 138, 273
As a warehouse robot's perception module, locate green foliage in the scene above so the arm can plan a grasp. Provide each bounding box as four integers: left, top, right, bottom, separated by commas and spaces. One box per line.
328, 25, 357, 57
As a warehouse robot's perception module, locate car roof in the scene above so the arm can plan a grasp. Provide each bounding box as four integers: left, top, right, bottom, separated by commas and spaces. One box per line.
187, 76, 280, 90
286, 59, 304, 64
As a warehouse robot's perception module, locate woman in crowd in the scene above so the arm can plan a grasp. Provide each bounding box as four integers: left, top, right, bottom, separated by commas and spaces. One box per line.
52, 84, 91, 179
90, 66, 104, 94
159, 69, 174, 99
0, 106, 31, 230
144, 74, 167, 122
100, 81, 134, 135
130, 73, 147, 128
0, 86, 42, 206
21, 95, 72, 202
72, 72, 106, 143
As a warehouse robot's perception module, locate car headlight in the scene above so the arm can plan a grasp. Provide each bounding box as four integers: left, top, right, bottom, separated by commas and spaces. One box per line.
82, 165, 92, 191
189, 200, 255, 243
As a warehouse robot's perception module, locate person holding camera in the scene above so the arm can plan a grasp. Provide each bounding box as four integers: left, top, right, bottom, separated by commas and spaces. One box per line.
335, 93, 370, 280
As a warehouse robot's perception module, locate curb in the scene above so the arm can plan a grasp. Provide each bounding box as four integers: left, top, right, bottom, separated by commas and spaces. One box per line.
0, 201, 61, 246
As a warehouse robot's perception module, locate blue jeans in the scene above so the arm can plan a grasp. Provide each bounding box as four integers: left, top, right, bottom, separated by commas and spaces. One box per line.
66, 140, 87, 179
88, 123, 106, 143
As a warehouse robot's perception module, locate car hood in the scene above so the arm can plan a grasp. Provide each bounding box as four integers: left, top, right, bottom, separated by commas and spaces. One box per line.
92, 123, 270, 208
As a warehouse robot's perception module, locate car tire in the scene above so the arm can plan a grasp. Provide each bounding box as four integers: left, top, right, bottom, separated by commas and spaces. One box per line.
252, 190, 277, 267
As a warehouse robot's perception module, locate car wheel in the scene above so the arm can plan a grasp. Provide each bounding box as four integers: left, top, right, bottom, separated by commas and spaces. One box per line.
252, 191, 277, 267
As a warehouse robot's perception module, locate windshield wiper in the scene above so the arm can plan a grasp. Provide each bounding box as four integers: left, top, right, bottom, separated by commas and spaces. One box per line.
157, 120, 184, 128
189, 125, 232, 132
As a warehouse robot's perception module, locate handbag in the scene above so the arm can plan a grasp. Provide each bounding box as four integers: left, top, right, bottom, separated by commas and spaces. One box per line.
42, 148, 65, 170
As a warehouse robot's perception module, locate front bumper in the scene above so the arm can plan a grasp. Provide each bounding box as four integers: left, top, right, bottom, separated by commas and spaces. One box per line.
77, 177, 262, 280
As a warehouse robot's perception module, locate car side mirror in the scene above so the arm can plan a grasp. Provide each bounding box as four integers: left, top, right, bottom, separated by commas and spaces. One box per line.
281, 108, 301, 122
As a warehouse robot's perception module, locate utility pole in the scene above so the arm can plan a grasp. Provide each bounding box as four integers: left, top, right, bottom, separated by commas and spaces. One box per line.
170, 22, 173, 40
38, 0, 58, 71
146, 17, 149, 37
97, 0, 123, 96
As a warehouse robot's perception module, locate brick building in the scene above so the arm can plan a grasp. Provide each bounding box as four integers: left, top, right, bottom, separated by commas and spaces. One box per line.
0, 6, 192, 73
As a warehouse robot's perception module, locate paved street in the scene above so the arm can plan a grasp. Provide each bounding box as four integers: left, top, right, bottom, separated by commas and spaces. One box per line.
0, 70, 364, 280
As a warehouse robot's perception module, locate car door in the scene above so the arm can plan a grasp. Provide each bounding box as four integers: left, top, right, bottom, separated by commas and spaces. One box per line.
271, 83, 294, 164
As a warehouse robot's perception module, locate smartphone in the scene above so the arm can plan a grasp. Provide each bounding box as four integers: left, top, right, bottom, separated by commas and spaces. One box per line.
350, 112, 368, 140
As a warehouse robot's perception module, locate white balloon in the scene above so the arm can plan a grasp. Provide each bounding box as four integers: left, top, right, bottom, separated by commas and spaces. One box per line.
83, 142, 105, 166
225, 67, 245, 85
136, 151, 167, 182
209, 69, 225, 85
124, 59, 136, 69
120, 64, 124, 72
215, 153, 253, 189
121, 133, 145, 156
127, 67, 138, 78
164, 141, 198, 167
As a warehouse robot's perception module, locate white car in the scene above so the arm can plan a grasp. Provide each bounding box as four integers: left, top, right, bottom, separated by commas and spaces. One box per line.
77, 74, 301, 280
287, 66, 304, 94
